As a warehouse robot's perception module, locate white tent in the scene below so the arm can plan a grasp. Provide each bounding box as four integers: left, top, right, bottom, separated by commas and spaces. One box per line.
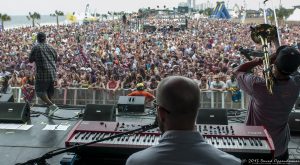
287, 8, 300, 22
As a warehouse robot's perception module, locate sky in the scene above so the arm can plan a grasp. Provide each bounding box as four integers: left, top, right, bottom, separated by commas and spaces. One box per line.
0, 0, 299, 15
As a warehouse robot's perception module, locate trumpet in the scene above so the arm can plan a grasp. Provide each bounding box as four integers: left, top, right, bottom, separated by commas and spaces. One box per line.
250, 24, 277, 94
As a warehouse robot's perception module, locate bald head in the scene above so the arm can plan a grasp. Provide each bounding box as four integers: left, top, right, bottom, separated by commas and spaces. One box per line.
157, 76, 200, 116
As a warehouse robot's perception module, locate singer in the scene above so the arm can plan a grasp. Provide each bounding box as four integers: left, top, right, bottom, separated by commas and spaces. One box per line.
126, 76, 240, 165
29, 32, 59, 116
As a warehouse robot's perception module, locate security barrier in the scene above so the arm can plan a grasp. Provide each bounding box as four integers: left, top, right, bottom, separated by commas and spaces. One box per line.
11, 87, 249, 109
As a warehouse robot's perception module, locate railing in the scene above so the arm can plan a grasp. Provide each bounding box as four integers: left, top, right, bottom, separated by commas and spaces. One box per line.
11, 87, 249, 109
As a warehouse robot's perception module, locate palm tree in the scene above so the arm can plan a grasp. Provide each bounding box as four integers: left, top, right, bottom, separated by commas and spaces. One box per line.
102, 14, 108, 20
50, 10, 64, 27
275, 6, 294, 24
114, 12, 119, 19
27, 12, 41, 27
113, 12, 116, 20
120, 11, 125, 19
108, 11, 112, 20
138, 9, 143, 18
0, 13, 11, 31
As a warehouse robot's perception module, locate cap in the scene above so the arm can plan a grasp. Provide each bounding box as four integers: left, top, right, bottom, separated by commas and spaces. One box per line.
136, 83, 144, 91
275, 46, 300, 75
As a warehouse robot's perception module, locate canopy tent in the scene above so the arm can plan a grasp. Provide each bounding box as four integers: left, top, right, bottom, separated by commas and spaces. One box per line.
287, 8, 300, 22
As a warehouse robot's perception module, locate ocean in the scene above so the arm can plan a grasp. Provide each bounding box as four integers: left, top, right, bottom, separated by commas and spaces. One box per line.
1, 15, 66, 29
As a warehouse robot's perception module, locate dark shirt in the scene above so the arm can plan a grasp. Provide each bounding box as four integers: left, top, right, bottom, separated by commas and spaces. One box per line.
149, 82, 158, 89
29, 43, 57, 81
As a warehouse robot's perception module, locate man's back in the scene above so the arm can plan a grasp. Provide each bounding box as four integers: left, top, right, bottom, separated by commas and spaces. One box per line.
126, 131, 241, 165
29, 43, 57, 81
128, 90, 154, 98
126, 76, 241, 165
237, 72, 300, 156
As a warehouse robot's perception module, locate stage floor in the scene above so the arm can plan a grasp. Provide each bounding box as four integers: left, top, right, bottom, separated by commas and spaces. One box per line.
0, 107, 299, 165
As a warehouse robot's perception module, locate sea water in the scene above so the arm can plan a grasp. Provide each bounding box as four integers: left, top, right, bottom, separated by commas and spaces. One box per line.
1, 15, 66, 29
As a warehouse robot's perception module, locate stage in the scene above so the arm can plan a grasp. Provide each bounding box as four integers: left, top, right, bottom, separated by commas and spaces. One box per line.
0, 107, 299, 165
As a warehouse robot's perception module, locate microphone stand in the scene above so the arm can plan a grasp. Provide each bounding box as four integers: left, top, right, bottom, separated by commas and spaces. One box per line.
16, 122, 158, 165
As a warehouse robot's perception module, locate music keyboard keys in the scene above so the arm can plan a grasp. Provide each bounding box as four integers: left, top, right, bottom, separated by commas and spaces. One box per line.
65, 121, 275, 160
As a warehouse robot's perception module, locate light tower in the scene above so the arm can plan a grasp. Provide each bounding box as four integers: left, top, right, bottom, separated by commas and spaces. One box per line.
187, 0, 192, 8
193, 0, 196, 9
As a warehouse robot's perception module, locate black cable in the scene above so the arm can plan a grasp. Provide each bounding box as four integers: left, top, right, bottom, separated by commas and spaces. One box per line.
30, 110, 82, 121
227, 109, 247, 123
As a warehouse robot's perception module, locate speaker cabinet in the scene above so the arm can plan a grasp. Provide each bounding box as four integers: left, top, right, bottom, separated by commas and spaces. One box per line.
117, 96, 145, 113
83, 104, 115, 121
0, 102, 30, 123
0, 93, 14, 102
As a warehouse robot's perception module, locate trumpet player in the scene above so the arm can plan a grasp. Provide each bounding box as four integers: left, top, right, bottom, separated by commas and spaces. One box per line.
234, 44, 300, 161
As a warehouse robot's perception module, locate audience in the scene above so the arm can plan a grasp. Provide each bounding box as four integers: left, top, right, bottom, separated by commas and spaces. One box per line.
0, 18, 298, 96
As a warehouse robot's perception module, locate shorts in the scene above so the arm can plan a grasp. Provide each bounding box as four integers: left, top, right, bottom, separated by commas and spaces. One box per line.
35, 80, 55, 98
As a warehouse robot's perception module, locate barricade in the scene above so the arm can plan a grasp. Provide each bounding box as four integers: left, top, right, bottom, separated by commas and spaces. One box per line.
11, 87, 248, 109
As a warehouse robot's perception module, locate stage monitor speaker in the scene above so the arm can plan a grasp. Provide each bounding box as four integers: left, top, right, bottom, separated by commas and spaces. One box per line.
289, 111, 300, 133
117, 96, 145, 113
197, 108, 228, 125
0, 102, 30, 123
83, 104, 115, 121
0, 93, 14, 102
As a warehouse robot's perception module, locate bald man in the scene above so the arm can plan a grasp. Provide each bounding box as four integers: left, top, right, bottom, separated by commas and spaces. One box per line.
126, 76, 241, 165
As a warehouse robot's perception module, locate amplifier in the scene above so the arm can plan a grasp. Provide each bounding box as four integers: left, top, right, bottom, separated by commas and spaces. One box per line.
0, 102, 30, 123
84, 104, 115, 121
289, 111, 300, 133
117, 96, 145, 113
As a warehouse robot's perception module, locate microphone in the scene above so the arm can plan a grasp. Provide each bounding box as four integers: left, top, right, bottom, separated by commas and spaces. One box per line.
239, 47, 264, 60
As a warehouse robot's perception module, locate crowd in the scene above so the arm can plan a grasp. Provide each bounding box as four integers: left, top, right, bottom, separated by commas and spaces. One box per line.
0, 18, 299, 97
